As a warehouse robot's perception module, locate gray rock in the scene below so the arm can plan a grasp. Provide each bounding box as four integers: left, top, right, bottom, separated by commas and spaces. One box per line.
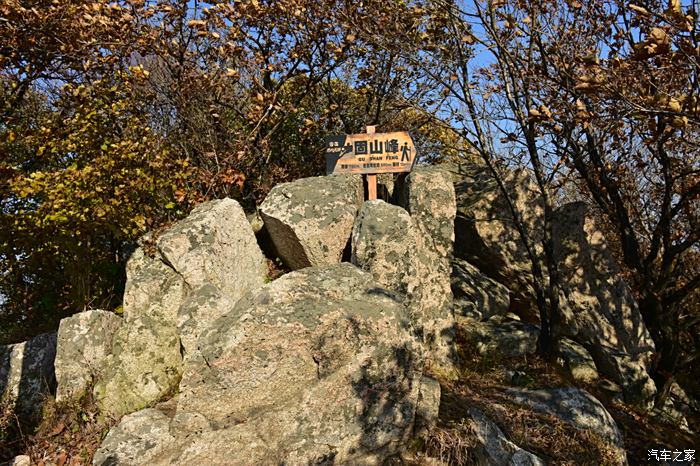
55, 309, 123, 402
588, 346, 657, 410
466, 407, 545, 466
93, 408, 175, 466
94, 254, 186, 418
351, 200, 417, 296
94, 198, 265, 418
120, 247, 188, 324
176, 284, 234, 359
414, 376, 441, 438
156, 198, 266, 303
505, 387, 627, 465
396, 167, 456, 261
460, 316, 539, 358
555, 338, 599, 385
452, 258, 510, 320
553, 202, 656, 408
96, 264, 430, 465
396, 166, 458, 373
260, 175, 363, 270
377, 173, 395, 201
444, 161, 544, 322
0, 332, 56, 422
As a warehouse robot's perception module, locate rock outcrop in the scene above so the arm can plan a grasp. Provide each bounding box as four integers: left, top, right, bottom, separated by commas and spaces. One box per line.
94, 264, 432, 465
552, 202, 656, 407
444, 161, 544, 322
555, 338, 600, 385
3, 163, 670, 464
0, 332, 56, 423
93, 198, 266, 417
55, 310, 122, 402
395, 166, 458, 372
452, 258, 510, 320
460, 315, 540, 358
505, 387, 627, 465
93, 250, 187, 417
260, 174, 363, 270
155, 198, 267, 302
351, 200, 417, 296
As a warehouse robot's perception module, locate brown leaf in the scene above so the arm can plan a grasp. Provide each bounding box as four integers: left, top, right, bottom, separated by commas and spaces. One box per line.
49, 421, 66, 437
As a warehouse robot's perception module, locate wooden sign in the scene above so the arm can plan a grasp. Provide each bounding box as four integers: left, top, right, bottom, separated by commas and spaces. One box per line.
324, 131, 417, 175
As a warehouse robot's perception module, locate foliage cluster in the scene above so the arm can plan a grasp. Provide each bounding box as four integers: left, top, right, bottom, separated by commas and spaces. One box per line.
1, 0, 698, 411
0, 0, 458, 341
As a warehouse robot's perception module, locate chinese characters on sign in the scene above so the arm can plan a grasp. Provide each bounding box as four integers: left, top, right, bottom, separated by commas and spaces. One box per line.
324, 131, 417, 175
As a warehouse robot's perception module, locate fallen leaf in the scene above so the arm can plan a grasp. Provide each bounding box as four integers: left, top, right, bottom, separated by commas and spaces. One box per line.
49, 422, 66, 437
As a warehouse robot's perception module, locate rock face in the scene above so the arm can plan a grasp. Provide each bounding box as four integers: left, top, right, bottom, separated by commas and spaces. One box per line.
0, 332, 56, 422
55, 310, 122, 402
94, 264, 432, 466
555, 338, 599, 385
460, 316, 540, 358
93, 409, 176, 466
155, 198, 266, 302
395, 166, 458, 372
452, 258, 510, 320
552, 202, 656, 407
466, 407, 545, 466
175, 285, 235, 358
444, 161, 544, 322
93, 251, 187, 417
351, 200, 417, 296
260, 174, 363, 270
505, 387, 627, 465
93, 198, 266, 417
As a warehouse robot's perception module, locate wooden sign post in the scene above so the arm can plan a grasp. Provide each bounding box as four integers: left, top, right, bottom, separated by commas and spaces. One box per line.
324, 127, 417, 200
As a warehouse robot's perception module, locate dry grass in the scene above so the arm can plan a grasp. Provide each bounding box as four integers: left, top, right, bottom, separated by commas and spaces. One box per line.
424, 420, 478, 466
0, 386, 116, 465
415, 325, 628, 466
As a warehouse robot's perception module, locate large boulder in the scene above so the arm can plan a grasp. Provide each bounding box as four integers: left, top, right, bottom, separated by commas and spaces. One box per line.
260, 175, 363, 270
505, 387, 627, 465
93, 252, 186, 418
0, 332, 56, 423
351, 200, 417, 296
395, 166, 458, 372
94, 264, 431, 465
55, 310, 122, 402
552, 202, 656, 407
155, 198, 266, 301
452, 258, 510, 321
443, 161, 544, 323
94, 198, 266, 417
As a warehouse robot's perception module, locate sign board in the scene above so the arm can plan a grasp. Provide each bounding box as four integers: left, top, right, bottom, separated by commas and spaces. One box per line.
324, 131, 417, 175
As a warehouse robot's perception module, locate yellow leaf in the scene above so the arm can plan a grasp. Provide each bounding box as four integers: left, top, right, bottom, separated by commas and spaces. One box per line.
669, 0, 682, 14
628, 4, 650, 16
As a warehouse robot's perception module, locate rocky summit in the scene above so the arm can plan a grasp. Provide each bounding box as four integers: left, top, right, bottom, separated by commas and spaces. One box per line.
1, 163, 694, 465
